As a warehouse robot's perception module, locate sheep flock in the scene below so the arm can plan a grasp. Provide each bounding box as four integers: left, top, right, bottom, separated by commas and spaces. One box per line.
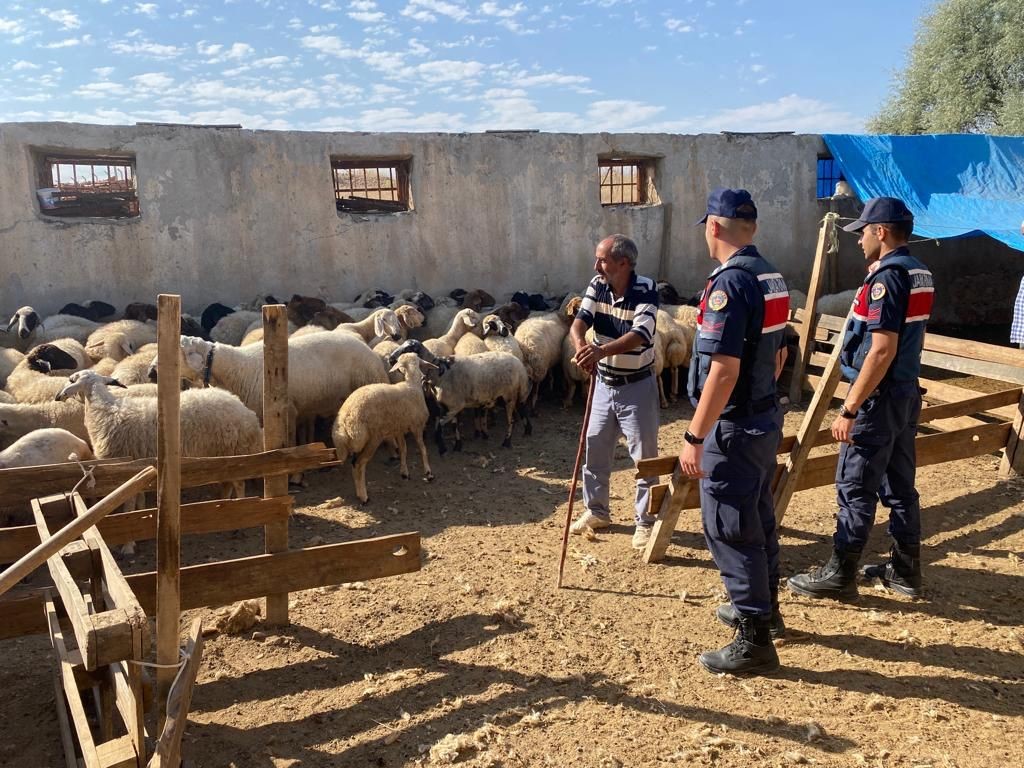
0, 279, 806, 508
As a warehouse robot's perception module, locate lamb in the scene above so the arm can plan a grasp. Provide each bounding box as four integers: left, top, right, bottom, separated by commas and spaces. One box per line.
85, 320, 157, 362
0, 428, 93, 469
431, 351, 532, 453
0, 348, 24, 388
514, 296, 575, 410
423, 309, 481, 358
166, 333, 388, 444
330, 352, 435, 503
334, 308, 403, 345
481, 315, 526, 367
25, 339, 91, 373
210, 310, 262, 346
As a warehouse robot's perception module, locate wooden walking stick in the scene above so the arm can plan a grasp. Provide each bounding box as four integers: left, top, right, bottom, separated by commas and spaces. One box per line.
556, 374, 598, 588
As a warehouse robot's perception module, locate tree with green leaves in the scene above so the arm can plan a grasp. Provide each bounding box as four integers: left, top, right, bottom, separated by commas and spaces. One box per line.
869, 0, 1024, 134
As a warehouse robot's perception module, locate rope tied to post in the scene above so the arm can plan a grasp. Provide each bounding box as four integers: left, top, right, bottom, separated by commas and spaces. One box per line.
70, 452, 96, 496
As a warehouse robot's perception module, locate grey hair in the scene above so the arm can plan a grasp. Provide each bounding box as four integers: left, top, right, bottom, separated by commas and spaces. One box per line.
601, 234, 638, 267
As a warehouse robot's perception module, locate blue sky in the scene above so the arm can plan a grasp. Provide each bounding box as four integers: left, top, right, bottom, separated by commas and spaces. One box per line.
0, 0, 929, 132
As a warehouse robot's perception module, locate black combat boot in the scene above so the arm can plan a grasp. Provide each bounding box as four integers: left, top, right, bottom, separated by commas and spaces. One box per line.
861, 542, 922, 598
787, 549, 860, 599
716, 599, 786, 639
699, 613, 779, 676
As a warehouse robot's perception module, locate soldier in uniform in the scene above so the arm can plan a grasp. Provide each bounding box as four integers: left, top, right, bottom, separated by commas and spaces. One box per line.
789, 197, 934, 600
681, 188, 790, 675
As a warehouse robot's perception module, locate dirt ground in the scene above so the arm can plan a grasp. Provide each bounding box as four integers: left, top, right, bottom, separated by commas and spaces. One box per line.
1, 385, 1022, 768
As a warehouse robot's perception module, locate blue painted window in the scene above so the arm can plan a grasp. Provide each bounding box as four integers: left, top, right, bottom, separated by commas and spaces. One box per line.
817, 157, 845, 198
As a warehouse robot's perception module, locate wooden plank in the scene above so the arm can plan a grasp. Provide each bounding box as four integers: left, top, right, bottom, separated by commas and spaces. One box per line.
34, 495, 135, 671
923, 331, 1024, 367
112, 660, 145, 763
149, 617, 204, 768
998, 392, 1024, 479
788, 213, 836, 404
95, 737, 137, 768
156, 293, 182, 729
0, 497, 292, 564
920, 349, 1024, 385
52, 655, 79, 768
46, 594, 101, 768
642, 464, 699, 564
0, 444, 336, 508
2, 534, 422, 639
0, 468, 156, 597
262, 304, 290, 627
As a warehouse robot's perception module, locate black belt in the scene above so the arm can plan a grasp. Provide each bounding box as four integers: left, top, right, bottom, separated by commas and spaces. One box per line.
598, 368, 652, 387
721, 395, 777, 418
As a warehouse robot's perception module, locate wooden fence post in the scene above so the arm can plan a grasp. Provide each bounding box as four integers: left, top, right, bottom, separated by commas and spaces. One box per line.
262, 305, 290, 626
998, 391, 1024, 478
156, 294, 182, 730
788, 213, 837, 405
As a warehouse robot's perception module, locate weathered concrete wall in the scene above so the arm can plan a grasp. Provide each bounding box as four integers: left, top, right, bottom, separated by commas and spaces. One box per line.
0, 123, 827, 317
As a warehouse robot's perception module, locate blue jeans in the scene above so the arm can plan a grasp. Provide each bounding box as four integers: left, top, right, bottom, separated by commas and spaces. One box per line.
582, 376, 660, 526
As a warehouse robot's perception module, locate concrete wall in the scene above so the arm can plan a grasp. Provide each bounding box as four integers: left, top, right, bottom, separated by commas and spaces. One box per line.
1, 122, 1015, 327
0, 123, 825, 317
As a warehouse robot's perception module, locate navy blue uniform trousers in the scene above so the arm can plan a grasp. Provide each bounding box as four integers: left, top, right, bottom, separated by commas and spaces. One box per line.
700, 414, 781, 617
835, 383, 922, 552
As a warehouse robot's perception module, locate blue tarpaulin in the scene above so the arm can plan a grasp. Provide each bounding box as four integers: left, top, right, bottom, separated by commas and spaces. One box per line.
821, 134, 1024, 252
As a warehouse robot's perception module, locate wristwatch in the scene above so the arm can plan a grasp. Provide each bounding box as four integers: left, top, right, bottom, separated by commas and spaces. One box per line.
839, 404, 858, 419
684, 430, 705, 445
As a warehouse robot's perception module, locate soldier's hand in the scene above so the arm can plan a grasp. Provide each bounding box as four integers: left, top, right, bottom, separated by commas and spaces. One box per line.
831, 414, 854, 444
679, 443, 705, 479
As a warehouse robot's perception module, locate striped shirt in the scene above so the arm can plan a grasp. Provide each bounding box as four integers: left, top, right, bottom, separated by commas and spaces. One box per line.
576, 271, 659, 376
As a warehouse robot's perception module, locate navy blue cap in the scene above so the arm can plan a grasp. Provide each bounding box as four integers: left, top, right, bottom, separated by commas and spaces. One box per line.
842, 196, 914, 232
698, 188, 758, 224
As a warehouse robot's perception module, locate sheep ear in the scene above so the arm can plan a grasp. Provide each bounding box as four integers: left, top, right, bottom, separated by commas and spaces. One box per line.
5, 315, 15, 332
464, 314, 478, 327
120, 338, 134, 357
374, 315, 385, 338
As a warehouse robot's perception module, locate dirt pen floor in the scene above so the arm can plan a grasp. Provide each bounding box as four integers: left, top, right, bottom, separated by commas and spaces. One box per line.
2, 386, 1022, 768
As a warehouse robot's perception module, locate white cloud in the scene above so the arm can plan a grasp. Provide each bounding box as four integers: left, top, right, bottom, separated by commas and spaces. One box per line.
42, 35, 91, 48
665, 18, 692, 32
110, 40, 183, 57
511, 72, 590, 88
132, 72, 174, 90
350, 0, 378, 9
301, 35, 361, 58
416, 59, 483, 82
74, 81, 123, 98
0, 18, 26, 35
41, 9, 81, 29
479, 2, 525, 17
585, 99, 664, 130
197, 41, 253, 62
349, 11, 386, 22
134, 3, 158, 18
93, 66, 114, 77
252, 55, 290, 68
647, 94, 862, 134
401, 0, 470, 23
11, 60, 39, 70
287, 17, 303, 30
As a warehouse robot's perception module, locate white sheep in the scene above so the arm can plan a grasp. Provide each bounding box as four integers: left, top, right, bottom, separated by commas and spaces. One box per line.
0, 348, 25, 388
514, 297, 574, 410
5, 358, 75, 404
423, 308, 481, 358
24, 338, 91, 373
453, 331, 488, 356
85, 319, 157, 362
2, 307, 101, 350
814, 288, 858, 318
409, 298, 461, 342
560, 330, 594, 409
431, 351, 532, 453
210, 310, 262, 346
331, 352, 434, 504
656, 309, 693, 403
110, 343, 159, 385
0, 391, 14, 404
240, 321, 297, 347
0, 400, 89, 448
370, 305, 426, 360
335, 308, 403, 345
481, 314, 526, 367
0, 428, 93, 469
169, 333, 389, 444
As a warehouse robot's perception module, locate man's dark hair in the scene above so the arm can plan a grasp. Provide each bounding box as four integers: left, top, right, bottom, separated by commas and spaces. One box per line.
885, 220, 913, 241
603, 234, 638, 267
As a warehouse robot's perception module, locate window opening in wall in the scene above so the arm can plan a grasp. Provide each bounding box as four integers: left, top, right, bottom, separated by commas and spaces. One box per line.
36, 153, 139, 218
599, 158, 653, 206
332, 158, 410, 213
817, 156, 845, 198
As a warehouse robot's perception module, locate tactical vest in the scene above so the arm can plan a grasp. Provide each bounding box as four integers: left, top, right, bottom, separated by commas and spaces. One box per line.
840, 249, 934, 384
688, 251, 790, 417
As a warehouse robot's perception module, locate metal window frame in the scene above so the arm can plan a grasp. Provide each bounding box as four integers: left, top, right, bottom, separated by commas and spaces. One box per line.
331, 157, 411, 213
816, 156, 844, 199
598, 158, 651, 206
36, 152, 140, 218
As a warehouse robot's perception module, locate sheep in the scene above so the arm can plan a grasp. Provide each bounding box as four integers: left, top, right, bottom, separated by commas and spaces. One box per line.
0, 400, 89, 448
453, 331, 488, 356
210, 310, 262, 346
0, 428, 93, 469
330, 352, 435, 503
815, 288, 858, 318
423, 309, 481, 358
58, 301, 116, 322
5, 358, 75, 404
431, 351, 532, 453
335, 308, 403, 345
2, 307, 101, 350
201, 302, 234, 334
514, 297, 574, 410
240, 320, 297, 347
0, 348, 25, 388
110, 343, 160, 385
481, 315, 526, 365
461, 289, 495, 312
123, 302, 158, 322
372, 305, 427, 360
788, 289, 808, 311
166, 333, 388, 444
559, 299, 593, 408
656, 309, 694, 403
491, 302, 530, 332
286, 294, 327, 327
309, 306, 353, 330
0, 391, 14, 404
409, 297, 462, 342
85, 320, 157, 362
25, 339, 91, 373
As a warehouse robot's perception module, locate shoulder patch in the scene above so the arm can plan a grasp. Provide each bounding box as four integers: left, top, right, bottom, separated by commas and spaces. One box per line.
708, 290, 728, 311
870, 282, 887, 301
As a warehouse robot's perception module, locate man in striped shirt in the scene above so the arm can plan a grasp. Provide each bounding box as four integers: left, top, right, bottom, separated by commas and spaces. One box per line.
568, 234, 661, 550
